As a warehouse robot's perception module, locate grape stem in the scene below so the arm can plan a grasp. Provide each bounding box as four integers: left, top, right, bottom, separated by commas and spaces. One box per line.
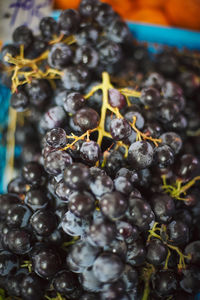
162, 175, 200, 201
141, 264, 155, 300
21, 260, 32, 273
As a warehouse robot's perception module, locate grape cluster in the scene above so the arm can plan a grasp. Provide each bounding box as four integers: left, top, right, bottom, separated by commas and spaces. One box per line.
1, 0, 200, 299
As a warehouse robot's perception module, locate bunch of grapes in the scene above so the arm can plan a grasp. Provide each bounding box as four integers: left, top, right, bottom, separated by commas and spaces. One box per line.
1, 0, 200, 299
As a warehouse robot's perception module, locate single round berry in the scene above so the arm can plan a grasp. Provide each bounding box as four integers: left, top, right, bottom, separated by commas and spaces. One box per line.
160, 132, 182, 154
32, 248, 62, 279
93, 252, 124, 283
80, 141, 101, 165
154, 145, 174, 167
39, 16, 58, 39
22, 162, 45, 186
108, 89, 126, 109
100, 191, 128, 220
74, 45, 99, 69
68, 191, 95, 217
30, 210, 57, 236
73, 107, 100, 131
48, 43, 73, 69
12, 25, 33, 49
6, 228, 32, 255
63, 92, 85, 114
140, 87, 161, 107
110, 118, 132, 141
44, 150, 72, 175
128, 141, 154, 170
45, 128, 67, 149
52, 270, 79, 295
64, 163, 89, 189
58, 9, 80, 35
10, 90, 29, 112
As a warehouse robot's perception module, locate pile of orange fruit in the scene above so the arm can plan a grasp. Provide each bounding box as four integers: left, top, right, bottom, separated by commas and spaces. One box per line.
54, 0, 200, 30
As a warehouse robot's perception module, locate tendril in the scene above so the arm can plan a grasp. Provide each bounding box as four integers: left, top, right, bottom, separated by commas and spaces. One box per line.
141, 263, 155, 300
45, 293, 66, 300
162, 175, 200, 201
21, 260, 32, 273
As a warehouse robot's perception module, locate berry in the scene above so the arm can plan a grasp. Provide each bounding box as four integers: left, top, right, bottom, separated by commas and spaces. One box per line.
45, 128, 67, 149
100, 192, 128, 220
48, 43, 73, 69
74, 107, 100, 131
128, 141, 154, 170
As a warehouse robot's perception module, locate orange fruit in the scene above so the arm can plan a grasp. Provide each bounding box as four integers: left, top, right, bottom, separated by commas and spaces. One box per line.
126, 8, 170, 26
165, 0, 200, 30
101, 0, 135, 18
136, 0, 165, 9
54, 0, 80, 9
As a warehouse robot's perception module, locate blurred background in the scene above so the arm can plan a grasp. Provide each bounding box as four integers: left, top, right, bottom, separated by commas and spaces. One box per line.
54, 0, 200, 30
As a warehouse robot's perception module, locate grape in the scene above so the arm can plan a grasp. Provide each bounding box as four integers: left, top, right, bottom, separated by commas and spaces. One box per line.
6, 204, 32, 228
68, 191, 95, 217
80, 141, 101, 165
52, 270, 79, 295
128, 141, 154, 170
146, 239, 167, 266
6, 228, 32, 255
73, 107, 100, 131
45, 128, 67, 149
21, 273, 46, 300
74, 45, 99, 69
63, 92, 85, 114
110, 118, 132, 141
160, 132, 182, 154
48, 43, 73, 69
30, 210, 57, 236
140, 87, 161, 107
87, 220, 116, 247
89, 173, 113, 197
58, 9, 80, 35
32, 247, 61, 279
64, 163, 89, 189
10, 90, 29, 112
93, 252, 124, 283
62, 65, 90, 91
39, 16, 58, 40
12, 25, 33, 49
151, 194, 175, 223
61, 211, 89, 237
108, 89, 126, 109
70, 241, 99, 268
151, 270, 178, 297
100, 191, 128, 220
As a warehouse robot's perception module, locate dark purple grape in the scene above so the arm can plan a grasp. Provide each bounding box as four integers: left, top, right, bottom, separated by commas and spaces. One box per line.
95, 2, 115, 26
128, 141, 154, 170
116, 221, 139, 244
58, 9, 80, 35
104, 239, 127, 260
106, 19, 130, 43
140, 87, 161, 107
98, 39, 122, 66
44, 150, 72, 175
160, 132, 182, 154
73, 107, 100, 131
61, 211, 89, 237
180, 266, 200, 294
124, 109, 144, 130
184, 241, 200, 266
52, 270, 79, 295
74, 45, 99, 69
32, 247, 61, 279
89, 174, 113, 197
88, 220, 116, 247
70, 241, 99, 268
151, 194, 175, 223
146, 239, 167, 266
144, 72, 165, 90
100, 192, 128, 220
45, 128, 67, 149
6, 204, 32, 228
63, 92, 85, 114
121, 264, 138, 291
108, 89, 126, 109
0, 194, 21, 219
64, 163, 89, 189
22, 162, 45, 186
21, 273, 46, 300
6, 268, 28, 297
48, 43, 73, 69
127, 239, 146, 266
167, 220, 189, 246
151, 270, 178, 297
62, 65, 90, 91
93, 252, 124, 283
39, 16, 58, 40
175, 154, 199, 180
79, 0, 99, 17
68, 191, 95, 217
30, 210, 57, 236
25, 79, 52, 106
128, 197, 154, 231
24, 189, 49, 211
39, 106, 66, 132
7, 176, 28, 195
12, 25, 33, 49
80, 267, 103, 292
55, 180, 74, 202
0, 250, 19, 276
110, 118, 132, 141
154, 145, 174, 167
6, 228, 32, 255
10, 90, 29, 112
80, 141, 101, 165
114, 176, 133, 195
